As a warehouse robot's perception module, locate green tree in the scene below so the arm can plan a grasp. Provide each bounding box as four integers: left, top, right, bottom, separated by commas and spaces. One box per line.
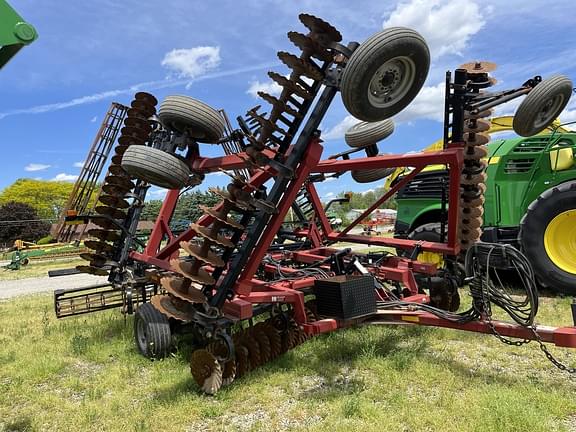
0, 179, 75, 219
141, 190, 222, 223
0, 201, 50, 245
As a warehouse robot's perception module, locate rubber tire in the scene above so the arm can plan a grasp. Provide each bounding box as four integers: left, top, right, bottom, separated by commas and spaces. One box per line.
345, 119, 395, 148
340, 27, 430, 122
158, 95, 225, 143
134, 302, 172, 359
513, 75, 573, 137
519, 181, 576, 294
122, 146, 190, 189
351, 165, 396, 183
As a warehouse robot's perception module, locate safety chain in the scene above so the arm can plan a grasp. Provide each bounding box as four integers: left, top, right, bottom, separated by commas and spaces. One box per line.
530, 325, 576, 374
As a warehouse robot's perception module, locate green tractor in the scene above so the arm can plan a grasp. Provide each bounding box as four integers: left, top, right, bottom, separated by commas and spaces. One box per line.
0, 0, 37, 70
394, 126, 576, 294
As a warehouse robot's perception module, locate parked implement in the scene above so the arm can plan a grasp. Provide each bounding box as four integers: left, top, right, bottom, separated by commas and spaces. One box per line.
55, 14, 576, 394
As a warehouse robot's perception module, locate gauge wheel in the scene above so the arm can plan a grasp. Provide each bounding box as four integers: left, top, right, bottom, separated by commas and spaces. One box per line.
513, 75, 573, 137
158, 95, 226, 143
134, 302, 172, 359
122, 145, 190, 189
345, 119, 395, 148
340, 27, 430, 122
351, 166, 396, 183
519, 181, 576, 294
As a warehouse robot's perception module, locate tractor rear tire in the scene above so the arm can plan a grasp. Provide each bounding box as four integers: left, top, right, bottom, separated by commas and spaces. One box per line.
134, 302, 172, 359
158, 95, 225, 143
340, 27, 430, 122
519, 181, 576, 294
122, 146, 190, 189
345, 119, 395, 148
513, 75, 573, 137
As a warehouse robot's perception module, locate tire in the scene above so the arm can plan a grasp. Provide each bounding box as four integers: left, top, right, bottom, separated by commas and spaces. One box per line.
513, 75, 573, 137
345, 119, 395, 148
407, 223, 466, 287
134, 302, 172, 359
351, 165, 396, 183
122, 146, 190, 189
158, 95, 225, 143
519, 181, 576, 294
340, 27, 430, 122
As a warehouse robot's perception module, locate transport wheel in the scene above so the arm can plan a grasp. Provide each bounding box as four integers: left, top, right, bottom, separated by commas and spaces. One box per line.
122, 146, 191, 189
340, 27, 430, 122
351, 165, 396, 183
134, 302, 172, 359
513, 75, 573, 137
344, 119, 395, 148
519, 181, 576, 294
158, 95, 226, 143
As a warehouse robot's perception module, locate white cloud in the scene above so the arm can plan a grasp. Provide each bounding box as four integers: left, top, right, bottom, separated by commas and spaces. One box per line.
0, 63, 274, 120
73, 161, 84, 168
393, 82, 445, 123
90, 116, 97, 123
362, 189, 375, 195
324, 192, 335, 198
161, 46, 221, 81
247, 79, 282, 98
322, 115, 360, 140
52, 173, 78, 181
383, 0, 485, 58
324, 177, 337, 182
25, 163, 51, 172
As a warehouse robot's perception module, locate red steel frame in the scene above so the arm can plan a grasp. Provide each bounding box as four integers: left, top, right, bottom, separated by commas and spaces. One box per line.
129, 141, 576, 349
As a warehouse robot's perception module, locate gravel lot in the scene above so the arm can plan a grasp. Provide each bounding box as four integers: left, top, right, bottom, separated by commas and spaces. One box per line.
0, 273, 107, 299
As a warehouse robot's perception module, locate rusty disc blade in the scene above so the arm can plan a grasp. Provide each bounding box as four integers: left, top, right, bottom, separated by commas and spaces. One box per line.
234, 344, 250, 378
121, 126, 150, 140
464, 119, 491, 133
287, 31, 332, 62
84, 239, 114, 253
277, 51, 324, 81
76, 265, 108, 276
461, 227, 483, 241
180, 241, 225, 268
79, 252, 107, 266
208, 188, 251, 211
459, 61, 497, 74
199, 205, 244, 230
299, 13, 342, 44
207, 341, 236, 386
117, 135, 145, 147
111, 154, 124, 165
90, 216, 117, 230
461, 195, 485, 208
239, 333, 261, 369
124, 116, 152, 132
98, 194, 130, 209
190, 349, 223, 395
261, 323, 282, 359
108, 164, 129, 177
461, 206, 484, 218
95, 205, 126, 220
134, 92, 158, 106
267, 71, 313, 100
105, 175, 135, 190
464, 132, 490, 146
460, 215, 483, 230
126, 108, 149, 120
169, 258, 215, 286
130, 99, 156, 115
251, 328, 272, 364
190, 223, 234, 248
464, 109, 493, 120
101, 183, 131, 196
460, 172, 487, 185
160, 276, 206, 304
464, 145, 488, 160
257, 91, 302, 119
150, 294, 194, 322
87, 229, 121, 242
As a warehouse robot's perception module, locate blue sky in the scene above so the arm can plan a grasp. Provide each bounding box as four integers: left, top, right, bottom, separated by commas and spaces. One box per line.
1, 0, 575, 201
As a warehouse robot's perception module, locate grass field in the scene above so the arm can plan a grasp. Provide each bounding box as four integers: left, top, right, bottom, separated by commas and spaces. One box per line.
1, 292, 576, 432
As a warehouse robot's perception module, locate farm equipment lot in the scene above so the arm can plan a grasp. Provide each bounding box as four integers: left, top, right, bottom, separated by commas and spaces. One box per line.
0, 291, 575, 432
